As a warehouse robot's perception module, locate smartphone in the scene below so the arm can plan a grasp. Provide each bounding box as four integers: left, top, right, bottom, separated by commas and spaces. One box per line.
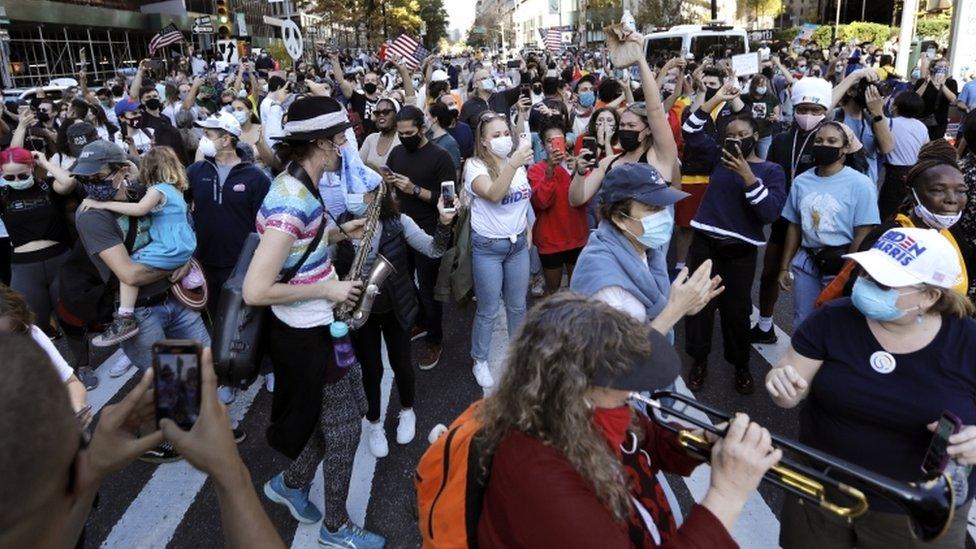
549, 135, 566, 155
152, 340, 203, 430
582, 136, 599, 159
922, 411, 962, 475
520, 84, 531, 100
380, 166, 393, 178
440, 181, 457, 213
723, 138, 741, 156
507, 59, 521, 69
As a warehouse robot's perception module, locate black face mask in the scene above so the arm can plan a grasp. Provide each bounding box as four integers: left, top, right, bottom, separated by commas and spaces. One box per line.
363, 82, 378, 95
400, 134, 422, 152
812, 144, 843, 166
36, 111, 51, 123
738, 136, 757, 158
704, 87, 720, 101
532, 84, 542, 94
111, 85, 124, 97
144, 98, 161, 111
125, 116, 142, 129
617, 129, 643, 152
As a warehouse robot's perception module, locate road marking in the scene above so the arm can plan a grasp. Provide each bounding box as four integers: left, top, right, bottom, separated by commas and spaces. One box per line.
750, 306, 791, 367
88, 351, 135, 414
289, 339, 394, 547
101, 381, 262, 549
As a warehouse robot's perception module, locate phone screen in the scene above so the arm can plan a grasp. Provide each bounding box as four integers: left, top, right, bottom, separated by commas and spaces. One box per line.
153, 340, 202, 430
441, 181, 456, 211
520, 84, 531, 99
582, 137, 598, 159
921, 412, 960, 474
723, 138, 741, 156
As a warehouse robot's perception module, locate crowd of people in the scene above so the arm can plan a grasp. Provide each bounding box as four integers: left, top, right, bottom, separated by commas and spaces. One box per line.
3, 24, 976, 549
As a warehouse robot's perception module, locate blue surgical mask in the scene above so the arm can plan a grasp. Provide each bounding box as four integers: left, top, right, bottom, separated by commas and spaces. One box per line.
6, 175, 34, 191
346, 193, 367, 216
624, 209, 674, 249
850, 277, 920, 321
579, 90, 596, 108
480, 78, 496, 92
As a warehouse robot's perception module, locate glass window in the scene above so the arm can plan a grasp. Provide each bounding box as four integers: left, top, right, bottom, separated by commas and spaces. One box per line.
645, 37, 683, 66
690, 35, 746, 59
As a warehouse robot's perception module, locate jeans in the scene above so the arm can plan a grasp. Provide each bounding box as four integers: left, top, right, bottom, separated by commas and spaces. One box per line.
790, 248, 834, 328
757, 135, 772, 159
123, 296, 211, 370
470, 231, 529, 363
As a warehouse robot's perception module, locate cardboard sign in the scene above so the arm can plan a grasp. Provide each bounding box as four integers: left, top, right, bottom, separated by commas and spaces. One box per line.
731, 52, 759, 76
217, 39, 239, 64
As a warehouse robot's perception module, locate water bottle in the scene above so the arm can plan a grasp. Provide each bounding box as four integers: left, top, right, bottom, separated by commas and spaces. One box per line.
945, 460, 972, 505
330, 321, 357, 370
621, 9, 636, 32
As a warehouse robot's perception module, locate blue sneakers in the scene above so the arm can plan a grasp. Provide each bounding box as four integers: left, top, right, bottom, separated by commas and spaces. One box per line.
263, 473, 323, 524
318, 521, 385, 548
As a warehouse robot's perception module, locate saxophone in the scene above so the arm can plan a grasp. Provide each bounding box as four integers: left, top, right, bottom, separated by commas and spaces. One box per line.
335, 180, 397, 330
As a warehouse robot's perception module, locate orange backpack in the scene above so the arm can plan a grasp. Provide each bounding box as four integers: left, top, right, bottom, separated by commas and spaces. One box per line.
415, 401, 489, 548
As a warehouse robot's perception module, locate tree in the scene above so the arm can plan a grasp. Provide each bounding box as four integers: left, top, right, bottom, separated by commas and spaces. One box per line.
419, 0, 449, 48
308, 0, 422, 47
737, 0, 783, 26
635, 0, 691, 29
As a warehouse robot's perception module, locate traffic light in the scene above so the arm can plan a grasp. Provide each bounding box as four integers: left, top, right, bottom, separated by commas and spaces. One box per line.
216, 0, 232, 38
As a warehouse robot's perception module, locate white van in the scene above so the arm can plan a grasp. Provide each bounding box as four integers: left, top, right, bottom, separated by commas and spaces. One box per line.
644, 24, 749, 64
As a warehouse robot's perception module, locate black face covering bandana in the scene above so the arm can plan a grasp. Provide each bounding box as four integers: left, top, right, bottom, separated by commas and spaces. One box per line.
144, 98, 161, 111
704, 87, 720, 101
617, 129, 643, 152
363, 82, 378, 95
36, 111, 51, 123
812, 144, 843, 166
400, 134, 422, 152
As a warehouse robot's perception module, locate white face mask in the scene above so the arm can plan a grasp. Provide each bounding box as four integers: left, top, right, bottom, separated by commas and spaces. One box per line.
488, 136, 512, 158
913, 189, 962, 230
198, 135, 217, 157
232, 110, 250, 126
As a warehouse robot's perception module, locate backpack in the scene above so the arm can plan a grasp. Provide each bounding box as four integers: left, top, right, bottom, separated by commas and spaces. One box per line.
416, 401, 490, 549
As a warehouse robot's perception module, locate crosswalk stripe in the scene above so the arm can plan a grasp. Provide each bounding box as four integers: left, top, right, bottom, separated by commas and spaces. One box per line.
87, 350, 135, 415
750, 306, 792, 367
101, 381, 262, 549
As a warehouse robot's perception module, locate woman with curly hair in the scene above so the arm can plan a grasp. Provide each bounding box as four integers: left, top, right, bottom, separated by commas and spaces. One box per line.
477, 293, 781, 547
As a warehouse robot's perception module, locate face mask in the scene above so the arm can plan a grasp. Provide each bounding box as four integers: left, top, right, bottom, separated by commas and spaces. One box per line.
811, 144, 843, 166
480, 78, 496, 92
346, 193, 367, 216
592, 405, 631, 450
624, 209, 674, 249
400, 133, 422, 152
851, 277, 920, 321
913, 189, 962, 229
363, 82, 378, 95
126, 116, 142, 129
448, 107, 459, 119
237, 88, 248, 98
82, 182, 118, 201
178, 92, 188, 101
36, 111, 51, 123
532, 84, 542, 94
232, 110, 250, 126
578, 90, 596, 108
703, 86, 720, 101
737, 136, 757, 158
794, 113, 825, 131
755, 86, 768, 95
488, 135, 512, 157
617, 129, 643, 152
144, 98, 161, 111
6, 175, 34, 191
100, 98, 112, 107
198, 135, 217, 157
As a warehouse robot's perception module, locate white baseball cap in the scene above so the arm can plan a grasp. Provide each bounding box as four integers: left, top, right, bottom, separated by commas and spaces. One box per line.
194, 111, 242, 137
431, 69, 449, 82
844, 228, 962, 289
791, 77, 832, 109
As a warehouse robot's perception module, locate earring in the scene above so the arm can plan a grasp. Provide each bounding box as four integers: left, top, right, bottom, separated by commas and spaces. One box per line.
916, 312, 924, 325
583, 397, 594, 410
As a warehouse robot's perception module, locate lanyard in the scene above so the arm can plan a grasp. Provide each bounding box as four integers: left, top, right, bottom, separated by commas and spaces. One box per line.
790, 128, 817, 181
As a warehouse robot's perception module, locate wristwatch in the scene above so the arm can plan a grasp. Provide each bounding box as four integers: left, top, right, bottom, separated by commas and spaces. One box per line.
411, 184, 421, 197
871, 114, 884, 123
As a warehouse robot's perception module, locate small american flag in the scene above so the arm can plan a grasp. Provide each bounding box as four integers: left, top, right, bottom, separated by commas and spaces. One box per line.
149, 23, 184, 56
544, 28, 562, 53
386, 34, 428, 70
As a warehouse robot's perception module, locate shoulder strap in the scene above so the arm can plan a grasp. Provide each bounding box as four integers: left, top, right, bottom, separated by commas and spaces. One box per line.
279, 162, 328, 284
123, 216, 139, 252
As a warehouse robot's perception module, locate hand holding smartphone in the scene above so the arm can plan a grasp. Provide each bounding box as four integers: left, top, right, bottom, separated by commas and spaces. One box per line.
723, 138, 741, 157
922, 411, 962, 475
582, 136, 599, 160
153, 340, 203, 430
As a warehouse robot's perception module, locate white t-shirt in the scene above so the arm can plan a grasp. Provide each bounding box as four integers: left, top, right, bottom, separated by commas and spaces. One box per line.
260, 95, 284, 149
113, 127, 154, 155
887, 117, 930, 167
30, 325, 72, 382
463, 157, 531, 239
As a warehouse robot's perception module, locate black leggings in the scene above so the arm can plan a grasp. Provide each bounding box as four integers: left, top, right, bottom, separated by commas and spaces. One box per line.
351, 309, 414, 422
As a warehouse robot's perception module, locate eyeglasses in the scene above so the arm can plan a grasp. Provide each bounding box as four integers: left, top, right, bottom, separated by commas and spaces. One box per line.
478, 111, 506, 123
2, 173, 31, 182
373, 109, 395, 117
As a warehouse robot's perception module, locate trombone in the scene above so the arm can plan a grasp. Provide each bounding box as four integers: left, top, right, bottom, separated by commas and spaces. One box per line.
629, 390, 955, 542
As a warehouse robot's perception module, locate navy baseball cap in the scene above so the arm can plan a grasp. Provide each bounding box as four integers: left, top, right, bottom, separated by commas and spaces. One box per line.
591, 328, 679, 391
598, 163, 688, 207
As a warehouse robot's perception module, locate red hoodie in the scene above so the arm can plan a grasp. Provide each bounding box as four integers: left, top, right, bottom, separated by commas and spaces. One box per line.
527, 160, 589, 256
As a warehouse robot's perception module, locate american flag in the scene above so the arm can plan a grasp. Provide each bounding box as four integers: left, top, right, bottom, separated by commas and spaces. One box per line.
385, 34, 429, 70
149, 23, 184, 56
544, 28, 562, 53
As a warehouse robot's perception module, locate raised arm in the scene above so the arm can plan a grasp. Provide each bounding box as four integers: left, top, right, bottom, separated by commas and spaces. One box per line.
330, 52, 355, 99
128, 59, 149, 100
33, 153, 77, 194
183, 76, 204, 112
635, 55, 678, 169
832, 68, 877, 110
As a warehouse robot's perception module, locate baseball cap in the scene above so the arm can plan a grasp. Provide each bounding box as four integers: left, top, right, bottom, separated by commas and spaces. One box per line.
195, 111, 242, 137
844, 228, 962, 289
70, 140, 126, 176
114, 98, 141, 117
430, 69, 449, 82
598, 163, 688, 207
791, 77, 832, 109
591, 328, 679, 391
66, 122, 99, 158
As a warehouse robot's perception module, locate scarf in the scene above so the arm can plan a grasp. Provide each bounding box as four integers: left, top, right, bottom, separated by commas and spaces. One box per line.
320, 142, 383, 195
570, 221, 671, 321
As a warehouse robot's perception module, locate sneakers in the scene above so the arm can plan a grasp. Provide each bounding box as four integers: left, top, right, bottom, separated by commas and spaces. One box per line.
77, 366, 99, 391
218, 385, 238, 405
749, 324, 778, 345
139, 442, 182, 464
265, 372, 275, 393
530, 274, 545, 297
108, 355, 133, 378
263, 472, 323, 524
735, 367, 755, 395
233, 427, 247, 444
473, 360, 494, 388
367, 422, 389, 458
318, 521, 385, 548
396, 409, 416, 445
92, 313, 139, 347
417, 343, 442, 371
410, 325, 428, 342
687, 361, 707, 392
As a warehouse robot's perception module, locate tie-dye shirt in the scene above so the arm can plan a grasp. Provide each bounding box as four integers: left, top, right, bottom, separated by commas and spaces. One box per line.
256, 171, 337, 328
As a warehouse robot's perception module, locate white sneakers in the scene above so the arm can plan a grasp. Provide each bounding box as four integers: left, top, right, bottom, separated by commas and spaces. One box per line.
108, 355, 133, 378
473, 360, 494, 388
367, 422, 389, 458
396, 409, 416, 445
265, 372, 275, 393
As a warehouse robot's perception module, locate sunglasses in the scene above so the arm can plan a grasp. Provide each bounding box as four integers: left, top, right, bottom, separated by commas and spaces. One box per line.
2, 173, 31, 182
478, 111, 506, 123
373, 109, 395, 117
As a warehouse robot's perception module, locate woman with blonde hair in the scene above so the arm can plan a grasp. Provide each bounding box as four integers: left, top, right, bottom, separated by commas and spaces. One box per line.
80, 146, 201, 346
478, 293, 780, 547
767, 227, 976, 548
